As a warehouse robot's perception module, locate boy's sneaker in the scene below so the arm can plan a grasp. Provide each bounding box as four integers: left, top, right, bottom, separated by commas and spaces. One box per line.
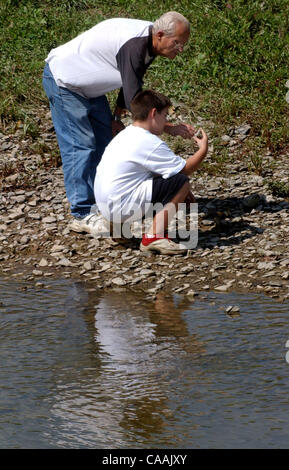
68, 213, 110, 237
140, 234, 187, 255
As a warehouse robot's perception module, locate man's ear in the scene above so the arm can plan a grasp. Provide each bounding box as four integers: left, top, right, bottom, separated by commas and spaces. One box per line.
156, 30, 165, 40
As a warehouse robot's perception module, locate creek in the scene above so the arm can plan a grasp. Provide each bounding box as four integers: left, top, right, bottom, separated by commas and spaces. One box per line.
0, 277, 289, 448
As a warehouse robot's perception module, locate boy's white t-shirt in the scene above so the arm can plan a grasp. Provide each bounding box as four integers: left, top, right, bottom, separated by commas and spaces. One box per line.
94, 125, 186, 222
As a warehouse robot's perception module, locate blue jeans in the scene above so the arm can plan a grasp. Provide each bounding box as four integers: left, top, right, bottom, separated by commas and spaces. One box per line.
42, 63, 112, 218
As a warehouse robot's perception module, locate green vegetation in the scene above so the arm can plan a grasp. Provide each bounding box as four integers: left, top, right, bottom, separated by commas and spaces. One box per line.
266, 179, 289, 198
1, 0, 288, 157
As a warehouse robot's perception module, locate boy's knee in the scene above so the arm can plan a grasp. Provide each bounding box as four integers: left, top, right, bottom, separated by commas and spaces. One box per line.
182, 178, 190, 193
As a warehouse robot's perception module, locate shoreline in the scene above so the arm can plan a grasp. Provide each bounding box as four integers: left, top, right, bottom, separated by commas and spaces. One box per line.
1, 111, 289, 302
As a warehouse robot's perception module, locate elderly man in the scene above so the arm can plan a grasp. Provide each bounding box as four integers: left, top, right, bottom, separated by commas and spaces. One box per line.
42, 11, 193, 235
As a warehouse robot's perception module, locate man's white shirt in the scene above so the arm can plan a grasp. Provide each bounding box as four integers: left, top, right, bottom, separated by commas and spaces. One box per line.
45, 18, 154, 105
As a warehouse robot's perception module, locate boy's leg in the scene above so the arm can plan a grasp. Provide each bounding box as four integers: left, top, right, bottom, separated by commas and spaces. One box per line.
140, 174, 190, 255
150, 180, 190, 236
42, 63, 112, 220
147, 173, 190, 236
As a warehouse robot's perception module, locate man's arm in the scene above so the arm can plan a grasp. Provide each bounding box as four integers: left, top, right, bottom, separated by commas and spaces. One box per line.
112, 37, 154, 136
164, 121, 196, 139
112, 96, 126, 136
116, 35, 155, 109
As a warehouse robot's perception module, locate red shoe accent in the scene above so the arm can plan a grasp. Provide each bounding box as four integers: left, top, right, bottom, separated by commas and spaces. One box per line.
141, 234, 169, 247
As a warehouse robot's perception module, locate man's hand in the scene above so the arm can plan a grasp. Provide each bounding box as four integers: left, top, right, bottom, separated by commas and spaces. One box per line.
112, 119, 125, 137
164, 122, 196, 138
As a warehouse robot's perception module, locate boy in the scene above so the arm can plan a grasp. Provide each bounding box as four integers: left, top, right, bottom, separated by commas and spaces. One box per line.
94, 90, 208, 255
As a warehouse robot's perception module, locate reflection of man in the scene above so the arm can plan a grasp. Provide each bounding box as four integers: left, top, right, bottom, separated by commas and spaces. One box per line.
42, 11, 192, 235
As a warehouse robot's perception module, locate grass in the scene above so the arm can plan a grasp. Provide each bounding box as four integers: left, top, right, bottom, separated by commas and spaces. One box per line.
0, 160, 39, 190
0, 0, 288, 160
265, 179, 289, 198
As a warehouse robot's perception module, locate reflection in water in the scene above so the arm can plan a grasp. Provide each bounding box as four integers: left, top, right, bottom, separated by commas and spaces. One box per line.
47, 286, 206, 448
1, 278, 289, 449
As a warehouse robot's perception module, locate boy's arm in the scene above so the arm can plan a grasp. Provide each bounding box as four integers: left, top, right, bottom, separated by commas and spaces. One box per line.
180, 129, 208, 175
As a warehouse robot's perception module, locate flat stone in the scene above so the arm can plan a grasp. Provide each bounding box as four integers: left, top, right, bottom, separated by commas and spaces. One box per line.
180, 266, 194, 273
226, 305, 240, 317
5, 173, 19, 184
111, 277, 127, 286
267, 281, 283, 287
215, 280, 235, 292
11, 195, 26, 203
39, 258, 48, 267
174, 284, 190, 293
257, 261, 276, 270
28, 199, 38, 206
83, 261, 93, 271
27, 213, 42, 220
235, 124, 251, 135
57, 257, 73, 267
226, 305, 233, 313
221, 135, 231, 143
8, 210, 23, 220
42, 216, 57, 224
202, 219, 215, 226
215, 284, 231, 292
51, 244, 66, 253
186, 290, 198, 298
139, 269, 156, 276
99, 263, 113, 272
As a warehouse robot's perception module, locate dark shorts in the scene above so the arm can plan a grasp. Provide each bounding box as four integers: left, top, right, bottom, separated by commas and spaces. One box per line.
151, 173, 189, 206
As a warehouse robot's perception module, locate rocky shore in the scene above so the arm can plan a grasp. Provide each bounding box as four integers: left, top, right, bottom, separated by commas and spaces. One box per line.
1, 108, 288, 301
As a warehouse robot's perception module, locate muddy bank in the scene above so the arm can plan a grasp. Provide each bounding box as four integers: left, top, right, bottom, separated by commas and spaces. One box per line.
1, 109, 288, 301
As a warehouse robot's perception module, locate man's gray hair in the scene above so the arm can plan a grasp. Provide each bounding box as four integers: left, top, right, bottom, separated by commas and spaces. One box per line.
152, 11, 190, 36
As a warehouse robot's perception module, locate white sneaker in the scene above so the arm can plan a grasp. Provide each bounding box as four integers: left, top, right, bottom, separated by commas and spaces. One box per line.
140, 235, 188, 255
69, 213, 111, 237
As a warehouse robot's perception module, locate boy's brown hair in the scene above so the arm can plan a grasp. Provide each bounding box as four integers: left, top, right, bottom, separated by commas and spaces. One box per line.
131, 89, 172, 121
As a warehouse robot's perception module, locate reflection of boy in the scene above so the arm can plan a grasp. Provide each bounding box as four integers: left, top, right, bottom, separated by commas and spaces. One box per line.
94, 90, 208, 255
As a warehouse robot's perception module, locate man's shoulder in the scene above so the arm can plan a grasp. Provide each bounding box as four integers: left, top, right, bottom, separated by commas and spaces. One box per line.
96, 18, 152, 34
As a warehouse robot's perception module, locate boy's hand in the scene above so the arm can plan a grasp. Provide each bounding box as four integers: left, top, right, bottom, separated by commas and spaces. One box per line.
164, 122, 196, 138
193, 128, 208, 151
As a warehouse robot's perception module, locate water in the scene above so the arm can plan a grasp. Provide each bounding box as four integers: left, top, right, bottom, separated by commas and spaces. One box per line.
0, 276, 289, 449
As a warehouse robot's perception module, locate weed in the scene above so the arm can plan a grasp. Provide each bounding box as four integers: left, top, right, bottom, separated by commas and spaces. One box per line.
0, 160, 38, 191
31, 141, 62, 168
0, 162, 19, 179
0, 168, 39, 191
265, 179, 289, 198
0, 0, 288, 158
248, 154, 264, 176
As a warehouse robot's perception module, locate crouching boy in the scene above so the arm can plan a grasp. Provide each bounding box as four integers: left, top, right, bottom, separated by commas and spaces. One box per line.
94, 90, 208, 255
